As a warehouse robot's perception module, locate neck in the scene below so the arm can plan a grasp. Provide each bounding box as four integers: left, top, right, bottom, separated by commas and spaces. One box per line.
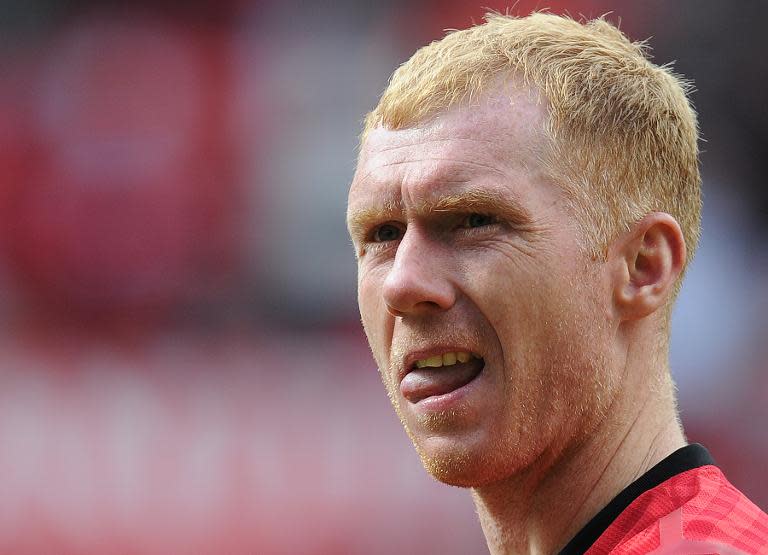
470, 367, 685, 555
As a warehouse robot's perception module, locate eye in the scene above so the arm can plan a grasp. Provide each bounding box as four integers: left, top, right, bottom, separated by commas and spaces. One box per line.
372, 223, 403, 243
463, 213, 495, 228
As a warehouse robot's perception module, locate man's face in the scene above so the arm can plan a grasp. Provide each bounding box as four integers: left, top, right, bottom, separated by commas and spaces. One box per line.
347, 86, 619, 487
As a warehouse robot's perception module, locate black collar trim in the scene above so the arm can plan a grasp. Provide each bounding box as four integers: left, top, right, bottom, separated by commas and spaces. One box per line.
558, 443, 716, 555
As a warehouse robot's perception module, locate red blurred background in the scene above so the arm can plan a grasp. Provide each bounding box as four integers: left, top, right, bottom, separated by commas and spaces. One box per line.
0, 1, 765, 553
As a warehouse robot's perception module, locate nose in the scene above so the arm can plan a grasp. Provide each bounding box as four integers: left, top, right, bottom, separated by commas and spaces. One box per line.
382, 229, 456, 317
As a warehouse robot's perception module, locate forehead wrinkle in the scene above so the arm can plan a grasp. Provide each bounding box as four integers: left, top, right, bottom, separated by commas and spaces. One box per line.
369, 135, 504, 154
358, 157, 508, 186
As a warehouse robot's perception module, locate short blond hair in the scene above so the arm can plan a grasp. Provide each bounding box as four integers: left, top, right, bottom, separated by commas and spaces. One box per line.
363, 12, 701, 272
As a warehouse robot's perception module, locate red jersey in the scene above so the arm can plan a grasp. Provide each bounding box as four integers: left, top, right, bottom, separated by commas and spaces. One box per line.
560, 444, 768, 554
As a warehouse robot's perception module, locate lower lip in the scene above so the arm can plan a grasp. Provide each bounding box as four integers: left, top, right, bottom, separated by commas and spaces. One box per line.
409, 368, 484, 412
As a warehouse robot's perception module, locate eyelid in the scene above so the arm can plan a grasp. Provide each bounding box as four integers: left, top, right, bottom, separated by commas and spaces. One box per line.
458, 212, 497, 226
365, 220, 405, 243
357, 225, 402, 259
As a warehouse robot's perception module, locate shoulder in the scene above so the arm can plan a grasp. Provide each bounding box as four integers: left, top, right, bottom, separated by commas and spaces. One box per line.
589, 465, 768, 554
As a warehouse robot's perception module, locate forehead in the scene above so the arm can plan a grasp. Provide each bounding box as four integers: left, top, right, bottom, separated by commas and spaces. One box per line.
348, 84, 549, 211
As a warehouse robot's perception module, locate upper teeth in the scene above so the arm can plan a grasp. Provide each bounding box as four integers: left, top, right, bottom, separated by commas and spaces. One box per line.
415, 351, 478, 368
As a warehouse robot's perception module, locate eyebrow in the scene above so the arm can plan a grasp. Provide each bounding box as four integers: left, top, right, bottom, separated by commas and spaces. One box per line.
427, 190, 532, 224
347, 198, 403, 242
347, 189, 532, 241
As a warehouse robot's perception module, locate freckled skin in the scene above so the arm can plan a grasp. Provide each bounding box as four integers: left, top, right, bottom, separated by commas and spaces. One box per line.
347, 85, 620, 488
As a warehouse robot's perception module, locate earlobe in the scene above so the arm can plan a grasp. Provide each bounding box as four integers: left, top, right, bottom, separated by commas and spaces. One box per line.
612, 213, 686, 320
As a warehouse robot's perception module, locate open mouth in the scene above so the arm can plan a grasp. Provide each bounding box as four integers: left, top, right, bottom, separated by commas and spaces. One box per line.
400, 351, 485, 404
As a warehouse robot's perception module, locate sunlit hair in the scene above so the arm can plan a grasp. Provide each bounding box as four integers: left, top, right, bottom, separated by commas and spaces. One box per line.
363, 12, 701, 279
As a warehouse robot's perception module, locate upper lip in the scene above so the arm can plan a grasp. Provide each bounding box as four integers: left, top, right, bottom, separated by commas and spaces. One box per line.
399, 346, 482, 383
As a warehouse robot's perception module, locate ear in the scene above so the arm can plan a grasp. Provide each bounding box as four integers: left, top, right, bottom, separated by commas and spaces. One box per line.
610, 213, 686, 321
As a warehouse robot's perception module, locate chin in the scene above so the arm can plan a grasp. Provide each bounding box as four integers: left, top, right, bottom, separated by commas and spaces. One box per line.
412, 434, 517, 488
419, 453, 477, 487
409, 414, 556, 489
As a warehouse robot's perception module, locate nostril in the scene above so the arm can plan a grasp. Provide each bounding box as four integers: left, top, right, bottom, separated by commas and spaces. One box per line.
385, 299, 445, 318
386, 304, 405, 318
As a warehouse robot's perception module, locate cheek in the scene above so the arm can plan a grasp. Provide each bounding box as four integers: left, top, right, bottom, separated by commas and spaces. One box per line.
357, 269, 392, 365
468, 257, 562, 335
528, 273, 616, 411
475, 253, 607, 377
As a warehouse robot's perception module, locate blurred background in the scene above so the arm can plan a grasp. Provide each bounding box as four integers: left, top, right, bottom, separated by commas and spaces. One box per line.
0, 0, 765, 553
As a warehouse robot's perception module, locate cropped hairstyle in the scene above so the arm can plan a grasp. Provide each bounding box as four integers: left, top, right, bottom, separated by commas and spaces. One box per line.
363, 13, 702, 281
